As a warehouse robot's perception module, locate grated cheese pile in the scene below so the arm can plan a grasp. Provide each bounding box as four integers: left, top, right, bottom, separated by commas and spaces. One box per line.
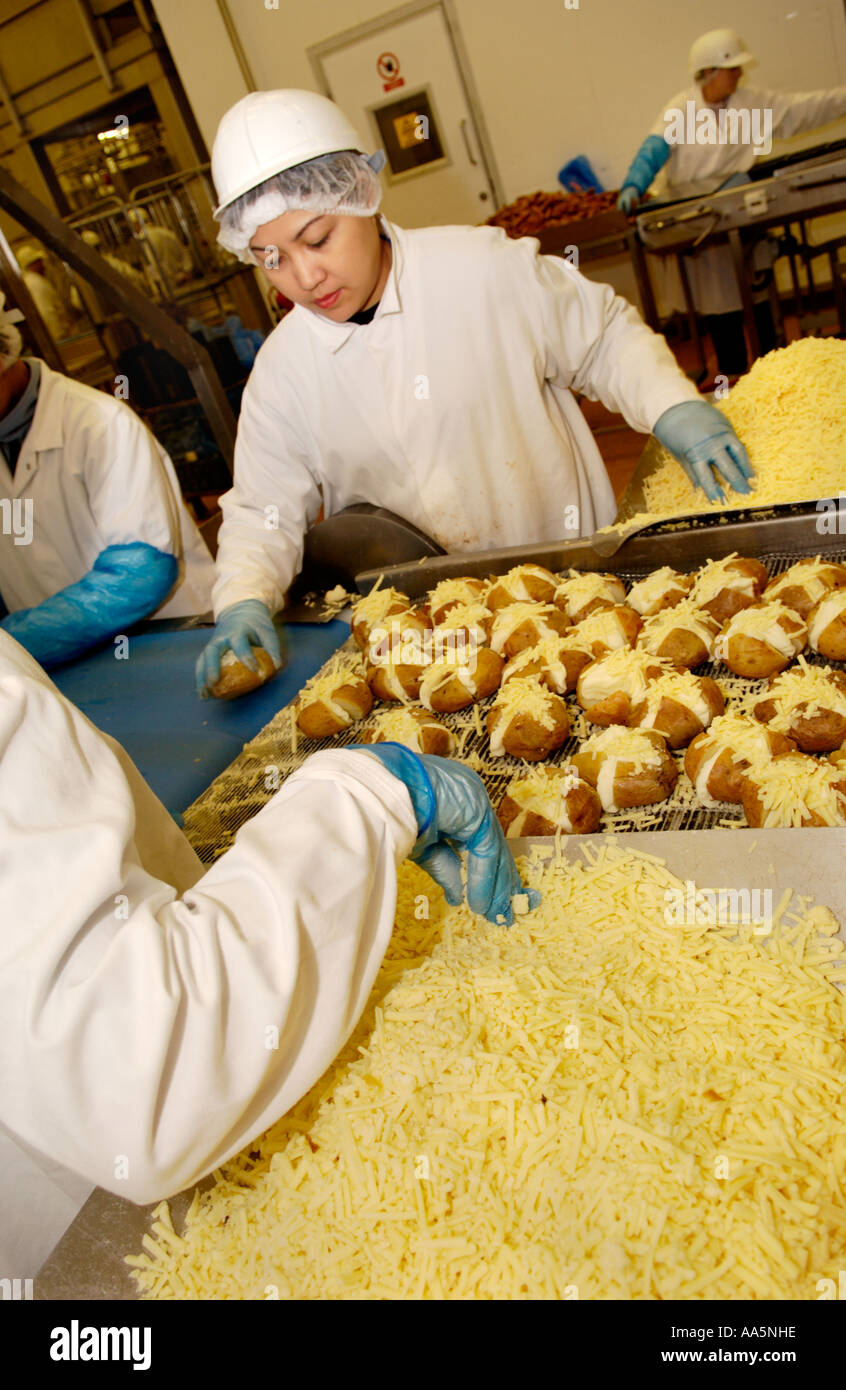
636, 339, 846, 522
127, 848, 846, 1300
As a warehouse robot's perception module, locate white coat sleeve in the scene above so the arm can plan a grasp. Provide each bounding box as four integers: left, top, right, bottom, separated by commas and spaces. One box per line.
761, 85, 846, 141
211, 359, 324, 618
78, 397, 184, 562
526, 243, 700, 431
0, 638, 417, 1204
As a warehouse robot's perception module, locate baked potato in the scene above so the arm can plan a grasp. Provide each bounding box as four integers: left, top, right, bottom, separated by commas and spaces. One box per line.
497, 764, 601, 837
808, 589, 846, 661
752, 660, 846, 752
571, 726, 677, 812
763, 557, 846, 620
486, 675, 571, 760
362, 606, 432, 667
553, 570, 626, 624
568, 604, 642, 658
684, 715, 795, 806
209, 646, 278, 700
364, 707, 456, 756
419, 646, 503, 712
489, 602, 571, 658
502, 635, 593, 695
296, 673, 374, 737
626, 566, 693, 617
690, 555, 769, 624
713, 601, 807, 678
637, 600, 720, 669
741, 753, 846, 828
575, 649, 669, 726
486, 564, 558, 610
628, 670, 724, 749
351, 587, 413, 651
426, 576, 489, 624
431, 601, 493, 647
366, 657, 430, 703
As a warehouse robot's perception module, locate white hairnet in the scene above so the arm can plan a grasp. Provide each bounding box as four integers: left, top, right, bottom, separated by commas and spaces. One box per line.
217, 150, 384, 263
0, 291, 23, 369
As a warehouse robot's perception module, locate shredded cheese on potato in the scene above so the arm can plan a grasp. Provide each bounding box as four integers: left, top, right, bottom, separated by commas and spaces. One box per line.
758, 658, 846, 730
554, 571, 625, 617
638, 600, 717, 658
748, 754, 846, 827
809, 591, 846, 649
369, 709, 454, 754
627, 568, 690, 616
127, 849, 846, 1301
714, 602, 806, 662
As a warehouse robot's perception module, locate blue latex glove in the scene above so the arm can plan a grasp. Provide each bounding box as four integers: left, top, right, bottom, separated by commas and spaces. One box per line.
1, 542, 177, 669
653, 400, 755, 504
617, 186, 641, 215
195, 598, 284, 697
618, 133, 672, 203
351, 742, 541, 926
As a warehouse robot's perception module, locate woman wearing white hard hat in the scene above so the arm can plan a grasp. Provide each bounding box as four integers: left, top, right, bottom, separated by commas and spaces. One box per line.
196, 89, 754, 696
617, 28, 846, 374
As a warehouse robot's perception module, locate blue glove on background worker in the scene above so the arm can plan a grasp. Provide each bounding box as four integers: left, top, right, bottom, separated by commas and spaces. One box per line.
653, 400, 754, 503
196, 597, 285, 696
354, 741, 540, 925
616, 133, 672, 213
0, 541, 177, 669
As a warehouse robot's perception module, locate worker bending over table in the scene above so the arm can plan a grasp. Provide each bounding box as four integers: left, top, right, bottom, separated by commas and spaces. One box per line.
0, 297, 214, 669
196, 89, 754, 697
618, 27, 846, 375
0, 628, 530, 1273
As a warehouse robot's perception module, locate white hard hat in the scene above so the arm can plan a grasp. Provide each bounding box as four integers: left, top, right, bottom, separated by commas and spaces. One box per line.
689, 28, 757, 78
212, 89, 370, 215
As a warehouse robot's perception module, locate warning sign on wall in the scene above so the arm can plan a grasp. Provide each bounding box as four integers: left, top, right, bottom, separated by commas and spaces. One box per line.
377, 51, 405, 92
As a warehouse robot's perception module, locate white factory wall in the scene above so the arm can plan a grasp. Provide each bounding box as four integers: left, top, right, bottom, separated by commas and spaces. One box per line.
153, 0, 846, 190
153, 0, 846, 303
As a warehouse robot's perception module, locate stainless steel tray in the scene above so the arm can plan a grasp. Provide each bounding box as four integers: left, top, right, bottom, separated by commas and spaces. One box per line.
34, 828, 846, 1301
355, 503, 839, 598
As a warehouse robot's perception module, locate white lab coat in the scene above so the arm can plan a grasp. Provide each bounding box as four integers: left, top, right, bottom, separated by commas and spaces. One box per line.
212, 220, 699, 616
0, 630, 416, 1275
0, 363, 215, 620
646, 83, 846, 315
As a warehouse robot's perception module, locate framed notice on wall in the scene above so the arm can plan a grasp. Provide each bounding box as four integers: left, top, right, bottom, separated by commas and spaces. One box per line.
369, 86, 449, 182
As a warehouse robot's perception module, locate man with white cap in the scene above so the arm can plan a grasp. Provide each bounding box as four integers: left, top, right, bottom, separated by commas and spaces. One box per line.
0, 293, 215, 668
617, 28, 846, 374
195, 88, 754, 696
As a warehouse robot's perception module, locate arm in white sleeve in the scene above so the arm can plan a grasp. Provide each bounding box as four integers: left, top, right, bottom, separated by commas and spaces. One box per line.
528, 243, 700, 431
0, 637, 416, 1204
762, 85, 846, 141
211, 366, 324, 618
82, 396, 185, 562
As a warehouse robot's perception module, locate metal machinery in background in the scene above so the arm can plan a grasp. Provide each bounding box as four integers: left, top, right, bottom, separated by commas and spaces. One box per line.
0, 165, 279, 515
634, 141, 846, 377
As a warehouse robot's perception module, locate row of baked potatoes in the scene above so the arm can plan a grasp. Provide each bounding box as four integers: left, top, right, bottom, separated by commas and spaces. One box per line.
293, 555, 846, 831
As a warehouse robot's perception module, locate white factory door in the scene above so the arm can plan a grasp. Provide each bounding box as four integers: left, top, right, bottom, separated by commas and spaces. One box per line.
312, 2, 500, 228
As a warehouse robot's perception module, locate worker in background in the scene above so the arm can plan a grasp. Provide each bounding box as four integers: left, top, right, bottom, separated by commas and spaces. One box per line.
0, 294, 215, 669
16, 243, 84, 341
196, 89, 753, 696
80, 227, 150, 295
135, 218, 194, 293
617, 27, 846, 375
0, 626, 534, 1273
